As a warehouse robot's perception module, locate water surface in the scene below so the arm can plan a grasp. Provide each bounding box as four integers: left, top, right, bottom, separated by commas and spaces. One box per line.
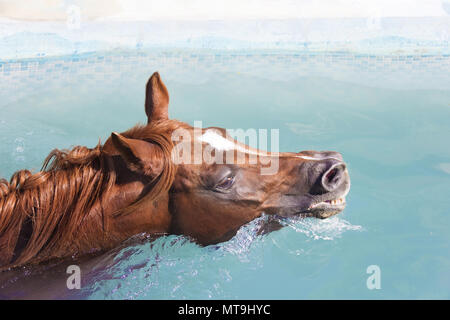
0, 50, 449, 299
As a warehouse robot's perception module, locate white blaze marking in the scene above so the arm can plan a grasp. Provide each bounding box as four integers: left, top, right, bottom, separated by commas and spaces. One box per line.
199, 129, 340, 161
199, 130, 236, 151
198, 129, 261, 155
295, 155, 322, 160
295, 155, 342, 161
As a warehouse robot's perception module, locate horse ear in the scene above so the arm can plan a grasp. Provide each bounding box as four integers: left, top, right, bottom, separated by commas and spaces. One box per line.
145, 72, 169, 124
111, 132, 163, 177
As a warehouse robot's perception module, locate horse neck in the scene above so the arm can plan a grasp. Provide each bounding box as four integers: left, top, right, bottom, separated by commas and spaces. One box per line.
0, 168, 101, 267
0, 134, 175, 269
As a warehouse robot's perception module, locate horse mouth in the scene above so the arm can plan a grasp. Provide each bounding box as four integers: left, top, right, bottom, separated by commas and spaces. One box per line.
310, 197, 346, 209
299, 196, 347, 219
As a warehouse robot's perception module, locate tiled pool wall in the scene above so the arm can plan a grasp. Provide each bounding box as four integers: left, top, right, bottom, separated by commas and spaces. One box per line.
1, 16, 449, 104
1, 50, 449, 108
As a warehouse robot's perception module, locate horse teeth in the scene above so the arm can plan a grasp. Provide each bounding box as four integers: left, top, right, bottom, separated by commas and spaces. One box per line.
330, 198, 346, 205
311, 197, 346, 209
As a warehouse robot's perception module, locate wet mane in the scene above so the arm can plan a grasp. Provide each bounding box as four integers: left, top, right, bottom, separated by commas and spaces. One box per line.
0, 120, 181, 269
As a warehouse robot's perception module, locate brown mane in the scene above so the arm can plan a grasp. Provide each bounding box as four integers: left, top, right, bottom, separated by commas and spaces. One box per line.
0, 119, 181, 269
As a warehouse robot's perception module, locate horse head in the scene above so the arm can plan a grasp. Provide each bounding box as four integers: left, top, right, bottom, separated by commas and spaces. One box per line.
105, 72, 351, 245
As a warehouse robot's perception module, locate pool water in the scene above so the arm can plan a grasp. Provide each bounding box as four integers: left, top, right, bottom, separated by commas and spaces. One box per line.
0, 50, 449, 299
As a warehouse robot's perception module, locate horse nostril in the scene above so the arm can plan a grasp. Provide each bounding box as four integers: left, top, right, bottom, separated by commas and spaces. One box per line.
326, 168, 338, 182
321, 163, 346, 192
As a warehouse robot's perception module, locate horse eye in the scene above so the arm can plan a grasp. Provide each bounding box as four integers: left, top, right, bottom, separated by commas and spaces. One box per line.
215, 175, 235, 190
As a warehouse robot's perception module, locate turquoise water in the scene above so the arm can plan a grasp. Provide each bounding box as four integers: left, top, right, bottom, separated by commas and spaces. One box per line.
0, 50, 449, 299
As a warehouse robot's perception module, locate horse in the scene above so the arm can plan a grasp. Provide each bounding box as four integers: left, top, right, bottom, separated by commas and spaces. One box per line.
0, 72, 350, 271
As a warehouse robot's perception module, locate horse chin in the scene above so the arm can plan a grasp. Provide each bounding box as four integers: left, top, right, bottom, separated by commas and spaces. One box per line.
299, 204, 346, 219
275, 194, 347, 219
299, 198, 347, 219
275, 205, 345, 219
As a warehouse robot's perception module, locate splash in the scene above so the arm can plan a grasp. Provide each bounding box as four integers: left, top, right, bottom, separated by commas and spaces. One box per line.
215, 215, 267, 257
280, 216, 363, 241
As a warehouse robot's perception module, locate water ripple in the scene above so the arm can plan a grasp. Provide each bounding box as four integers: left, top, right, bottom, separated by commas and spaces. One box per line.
78, 214, 362, 299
